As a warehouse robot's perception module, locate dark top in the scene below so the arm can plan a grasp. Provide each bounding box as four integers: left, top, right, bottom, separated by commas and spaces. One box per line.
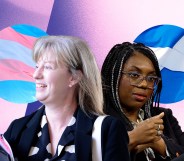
27, 110, 77, 161
107, 106, 184, 161
4, 106, 130, 161
171, 153, 184, 161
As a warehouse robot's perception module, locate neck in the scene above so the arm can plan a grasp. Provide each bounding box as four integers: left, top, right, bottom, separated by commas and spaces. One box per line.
45, 103, 77, 156
121, 107, 140, 122
45, 101, 77, 128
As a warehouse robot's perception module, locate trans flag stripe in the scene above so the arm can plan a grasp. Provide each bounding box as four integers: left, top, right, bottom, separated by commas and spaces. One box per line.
0, 59, 34, 81
11, 24, 47, 38
0, 80, 36, 103
0, 27, 37, 49
0, 24, 47, 103
0, 40, 35, 67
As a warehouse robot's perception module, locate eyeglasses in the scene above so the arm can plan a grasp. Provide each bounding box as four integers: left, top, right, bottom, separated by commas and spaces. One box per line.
122, 71, 161, 89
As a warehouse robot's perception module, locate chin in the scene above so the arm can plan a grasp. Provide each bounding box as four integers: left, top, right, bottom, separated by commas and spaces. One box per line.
35, 95, 47, 103
130, 102, 144, 110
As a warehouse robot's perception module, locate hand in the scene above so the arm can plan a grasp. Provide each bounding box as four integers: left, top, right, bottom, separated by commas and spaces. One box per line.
149, 137, 167, 157
128, 112, 164, 151
133, 138, 167, 156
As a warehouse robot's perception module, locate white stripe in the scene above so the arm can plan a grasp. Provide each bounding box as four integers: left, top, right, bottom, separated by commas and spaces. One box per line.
150, 37, 184, 72
0, 39, 35, 67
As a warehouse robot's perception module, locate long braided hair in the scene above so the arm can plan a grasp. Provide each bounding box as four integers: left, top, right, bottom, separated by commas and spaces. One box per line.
101, 42, 162, 129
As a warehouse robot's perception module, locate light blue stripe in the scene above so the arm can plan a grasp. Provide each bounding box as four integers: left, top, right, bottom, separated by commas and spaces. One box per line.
134, 25, 184, 48
11, 24, 47, 38
0, 80, 36, 103
0, 40, 35, 67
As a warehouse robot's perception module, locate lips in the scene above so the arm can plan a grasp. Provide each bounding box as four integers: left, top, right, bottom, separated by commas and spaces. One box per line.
36, 83, 47, 88
132, 92, 147, 101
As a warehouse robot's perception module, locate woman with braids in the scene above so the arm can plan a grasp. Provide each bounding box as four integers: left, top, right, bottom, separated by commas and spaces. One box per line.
101, 42, 184, 161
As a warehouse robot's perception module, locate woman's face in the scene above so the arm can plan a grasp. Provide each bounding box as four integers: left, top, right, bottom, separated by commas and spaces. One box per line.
119, 51, 156, 111
33, 51, 73, 105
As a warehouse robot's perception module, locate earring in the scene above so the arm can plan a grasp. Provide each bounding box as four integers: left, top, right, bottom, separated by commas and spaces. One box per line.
69, 84, 72, 88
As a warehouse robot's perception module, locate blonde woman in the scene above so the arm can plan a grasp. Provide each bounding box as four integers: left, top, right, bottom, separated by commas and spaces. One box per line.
4, 36, 130, 161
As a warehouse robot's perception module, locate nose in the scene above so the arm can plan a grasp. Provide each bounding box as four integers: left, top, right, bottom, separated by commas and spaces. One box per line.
137, 77, 148, 88
33, 66, 43, 79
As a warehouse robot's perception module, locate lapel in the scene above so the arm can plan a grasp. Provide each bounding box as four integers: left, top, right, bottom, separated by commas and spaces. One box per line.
16, 107, 45, 160
15, 107, 96, 160
75, 108, 96, 161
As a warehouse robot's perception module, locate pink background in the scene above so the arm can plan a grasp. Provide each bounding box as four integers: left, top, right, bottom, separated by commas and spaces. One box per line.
0, 0, 184, 132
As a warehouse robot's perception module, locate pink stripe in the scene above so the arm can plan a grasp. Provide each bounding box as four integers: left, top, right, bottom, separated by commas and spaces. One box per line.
0, 27, 37, 49
160, 102, 184, 131
0, 98, 27, 133
0, 59, 34, 81
0, 135, 11, 154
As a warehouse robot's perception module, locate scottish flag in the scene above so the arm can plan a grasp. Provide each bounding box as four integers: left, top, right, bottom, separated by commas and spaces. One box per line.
134, 24, 184, 104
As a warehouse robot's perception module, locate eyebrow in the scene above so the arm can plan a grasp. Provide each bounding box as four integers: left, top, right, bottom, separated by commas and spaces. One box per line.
125, 66, 156, 74
43, 60, 56, 64
42, 60, 58, 68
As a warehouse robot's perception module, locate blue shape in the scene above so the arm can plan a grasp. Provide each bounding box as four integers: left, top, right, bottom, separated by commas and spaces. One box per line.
0, 80, 36, 103
160, 68, 184, 103
26, 101, 42, 115
12, 24, 48, 38
134, 25, 184, 48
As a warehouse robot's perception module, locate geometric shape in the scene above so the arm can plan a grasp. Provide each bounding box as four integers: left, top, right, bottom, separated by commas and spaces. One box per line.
46, 143, 52, 154
58, 145, 64, 156
38, 131, 42, 137
25, 101, 42, 116
68, 116, 76, 126
28, 146, 39, 156
65, 145, 75, 153
134, 24, 184, 48
160, 68, 184, 103
41, 115, 47, 128
0, 80, 36, 103
11, 24, 47, 38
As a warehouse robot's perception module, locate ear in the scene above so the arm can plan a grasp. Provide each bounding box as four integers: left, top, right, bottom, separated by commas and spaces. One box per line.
69, 70, 83, 87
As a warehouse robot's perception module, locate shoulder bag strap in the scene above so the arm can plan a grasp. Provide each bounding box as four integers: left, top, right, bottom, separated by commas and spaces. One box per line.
92, 115, 108, 161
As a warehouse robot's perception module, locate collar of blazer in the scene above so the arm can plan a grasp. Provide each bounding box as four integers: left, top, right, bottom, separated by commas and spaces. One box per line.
15, 106, 97, 160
